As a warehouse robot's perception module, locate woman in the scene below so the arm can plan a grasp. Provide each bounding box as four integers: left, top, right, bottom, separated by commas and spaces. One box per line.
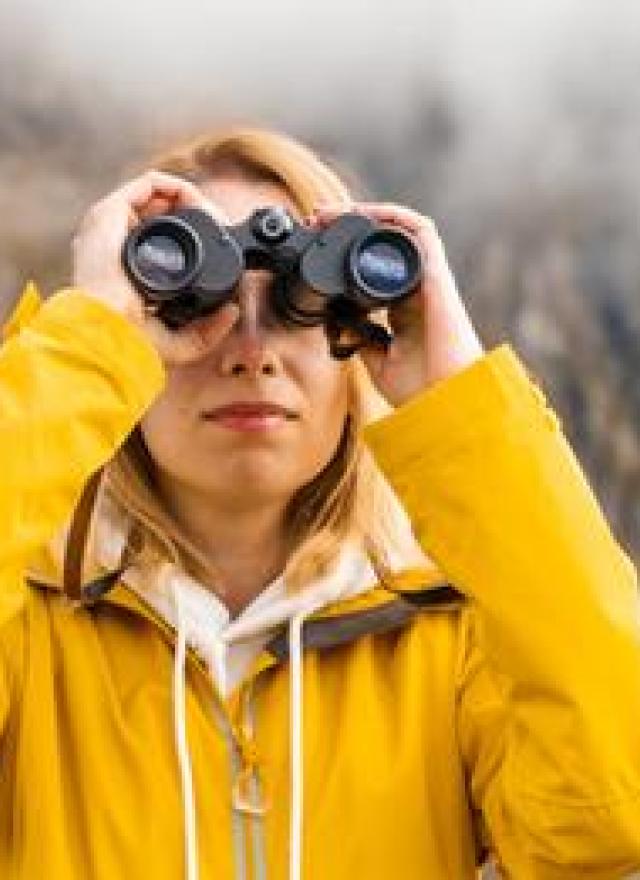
1, 126, 639, 880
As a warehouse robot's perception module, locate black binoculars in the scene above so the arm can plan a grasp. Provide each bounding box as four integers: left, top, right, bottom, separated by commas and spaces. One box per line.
122, 205, 423, 358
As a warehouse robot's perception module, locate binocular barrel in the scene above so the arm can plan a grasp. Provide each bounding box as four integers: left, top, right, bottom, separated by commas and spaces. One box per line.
122, 206, 423, 356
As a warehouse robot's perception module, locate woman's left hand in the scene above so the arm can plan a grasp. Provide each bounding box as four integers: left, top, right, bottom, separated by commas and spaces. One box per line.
309, 202, 485, 407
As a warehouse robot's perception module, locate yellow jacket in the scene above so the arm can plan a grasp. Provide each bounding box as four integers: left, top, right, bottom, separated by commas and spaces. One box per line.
1, 287, 639, 879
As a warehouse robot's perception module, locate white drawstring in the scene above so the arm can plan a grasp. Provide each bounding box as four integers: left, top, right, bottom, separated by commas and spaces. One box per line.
106, 531, 376, 880
172, 586, 199, 880
171, 576, 309, 880
210, 636, 228, 700
289, 610, 307, 880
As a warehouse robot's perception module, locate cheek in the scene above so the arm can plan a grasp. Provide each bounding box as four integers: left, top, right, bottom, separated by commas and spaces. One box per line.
139, 401, 174, 467
297, 351, 350, 465
139, 381, 194, 467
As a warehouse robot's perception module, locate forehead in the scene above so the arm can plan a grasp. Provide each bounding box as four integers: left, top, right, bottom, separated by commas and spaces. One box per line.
199, 174, 302, 226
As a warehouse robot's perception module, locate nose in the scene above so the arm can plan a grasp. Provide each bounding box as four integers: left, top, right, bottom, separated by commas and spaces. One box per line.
218, 272, 279, 378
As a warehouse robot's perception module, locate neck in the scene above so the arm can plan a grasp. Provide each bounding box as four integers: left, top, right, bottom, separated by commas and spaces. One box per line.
157, 478, 290, 617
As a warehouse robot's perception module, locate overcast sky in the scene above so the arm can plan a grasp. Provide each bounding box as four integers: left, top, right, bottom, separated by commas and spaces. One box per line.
2, 0, 639, 134
1, 0, 638, 261
0, 0, 638, 336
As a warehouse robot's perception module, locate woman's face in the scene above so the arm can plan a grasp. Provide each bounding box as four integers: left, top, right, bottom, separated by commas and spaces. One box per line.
140, 173, 350, 509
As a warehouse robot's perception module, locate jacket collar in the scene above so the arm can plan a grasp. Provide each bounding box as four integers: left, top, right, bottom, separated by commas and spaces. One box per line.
23, 480, 463, 667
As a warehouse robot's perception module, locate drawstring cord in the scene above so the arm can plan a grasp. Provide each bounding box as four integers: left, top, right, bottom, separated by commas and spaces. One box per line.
171, 575, 309, 880
172, 586, 199, 880
289, 611, 307, 880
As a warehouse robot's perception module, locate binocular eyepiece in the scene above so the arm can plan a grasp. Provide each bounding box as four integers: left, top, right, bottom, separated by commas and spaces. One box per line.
122, 205, 423, 359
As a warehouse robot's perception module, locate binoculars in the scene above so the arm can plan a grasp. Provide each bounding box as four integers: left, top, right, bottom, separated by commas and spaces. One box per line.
122, 205, 423, 358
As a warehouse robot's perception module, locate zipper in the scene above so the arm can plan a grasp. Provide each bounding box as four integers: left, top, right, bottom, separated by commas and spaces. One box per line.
229, 730, 250, 879
246, 693, 268, 880
228, 680, 271, 879
204, 668, 272, 880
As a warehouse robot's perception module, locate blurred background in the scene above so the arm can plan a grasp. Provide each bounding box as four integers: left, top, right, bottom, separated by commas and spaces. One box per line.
0, 0, 638, 560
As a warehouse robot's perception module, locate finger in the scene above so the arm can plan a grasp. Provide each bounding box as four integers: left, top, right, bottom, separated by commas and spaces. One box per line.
307, 201, 353, 227
121, 170, 203, 207
314, 202, 438, 236
148, 302, 240, 366
314, 201, 439, 242
138, 194, 175, 220
115, 170, 230, 225
356, 335, 404, 388
351, 202, 448, 270
188, 302, 241, 351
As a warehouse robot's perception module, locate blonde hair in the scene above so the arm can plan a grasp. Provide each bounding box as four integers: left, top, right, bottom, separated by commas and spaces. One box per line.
104, 126, 425, 595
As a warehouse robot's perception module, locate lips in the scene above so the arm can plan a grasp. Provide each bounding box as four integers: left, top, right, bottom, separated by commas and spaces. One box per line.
201, 402, 298, 420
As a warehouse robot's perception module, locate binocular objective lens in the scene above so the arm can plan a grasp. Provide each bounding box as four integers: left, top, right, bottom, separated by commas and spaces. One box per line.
134, 235, 189, 286
355, 240, 412, 297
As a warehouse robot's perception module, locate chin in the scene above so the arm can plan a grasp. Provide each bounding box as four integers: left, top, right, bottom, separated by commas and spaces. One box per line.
197, 459, 299, 498
175, 443, 328, 501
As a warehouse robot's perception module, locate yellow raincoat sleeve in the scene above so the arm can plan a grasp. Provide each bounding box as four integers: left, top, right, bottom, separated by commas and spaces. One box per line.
363, 343, 640, 878
0, 287, 165, 727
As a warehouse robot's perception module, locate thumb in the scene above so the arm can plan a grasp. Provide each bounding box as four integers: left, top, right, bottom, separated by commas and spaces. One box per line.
357, 339, 394, 388
146, 302, 240, 366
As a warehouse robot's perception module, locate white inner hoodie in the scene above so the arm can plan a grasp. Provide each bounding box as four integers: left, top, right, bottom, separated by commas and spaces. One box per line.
84, 488, 427, 880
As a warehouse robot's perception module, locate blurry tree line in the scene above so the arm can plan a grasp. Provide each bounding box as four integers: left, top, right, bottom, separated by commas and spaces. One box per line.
0, 67, 638, 562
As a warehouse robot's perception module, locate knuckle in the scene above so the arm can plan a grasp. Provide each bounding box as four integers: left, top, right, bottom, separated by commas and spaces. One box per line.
76, 203, 100, 233
123, 169, 162, 192
90, 197, 110, 218
205, 204, 226, 223
148, 168, 180, 186
420, 215, 438, 234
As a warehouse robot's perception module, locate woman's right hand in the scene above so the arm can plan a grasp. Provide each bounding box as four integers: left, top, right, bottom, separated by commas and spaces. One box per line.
72, 170, 240, 366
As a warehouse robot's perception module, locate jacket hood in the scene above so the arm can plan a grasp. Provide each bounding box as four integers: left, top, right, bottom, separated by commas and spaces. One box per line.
25, 471, 446, 672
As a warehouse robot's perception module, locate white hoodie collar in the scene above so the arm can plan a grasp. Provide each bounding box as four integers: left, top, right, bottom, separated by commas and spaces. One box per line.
91, 486, 379, 689
84, 485, 421, 880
